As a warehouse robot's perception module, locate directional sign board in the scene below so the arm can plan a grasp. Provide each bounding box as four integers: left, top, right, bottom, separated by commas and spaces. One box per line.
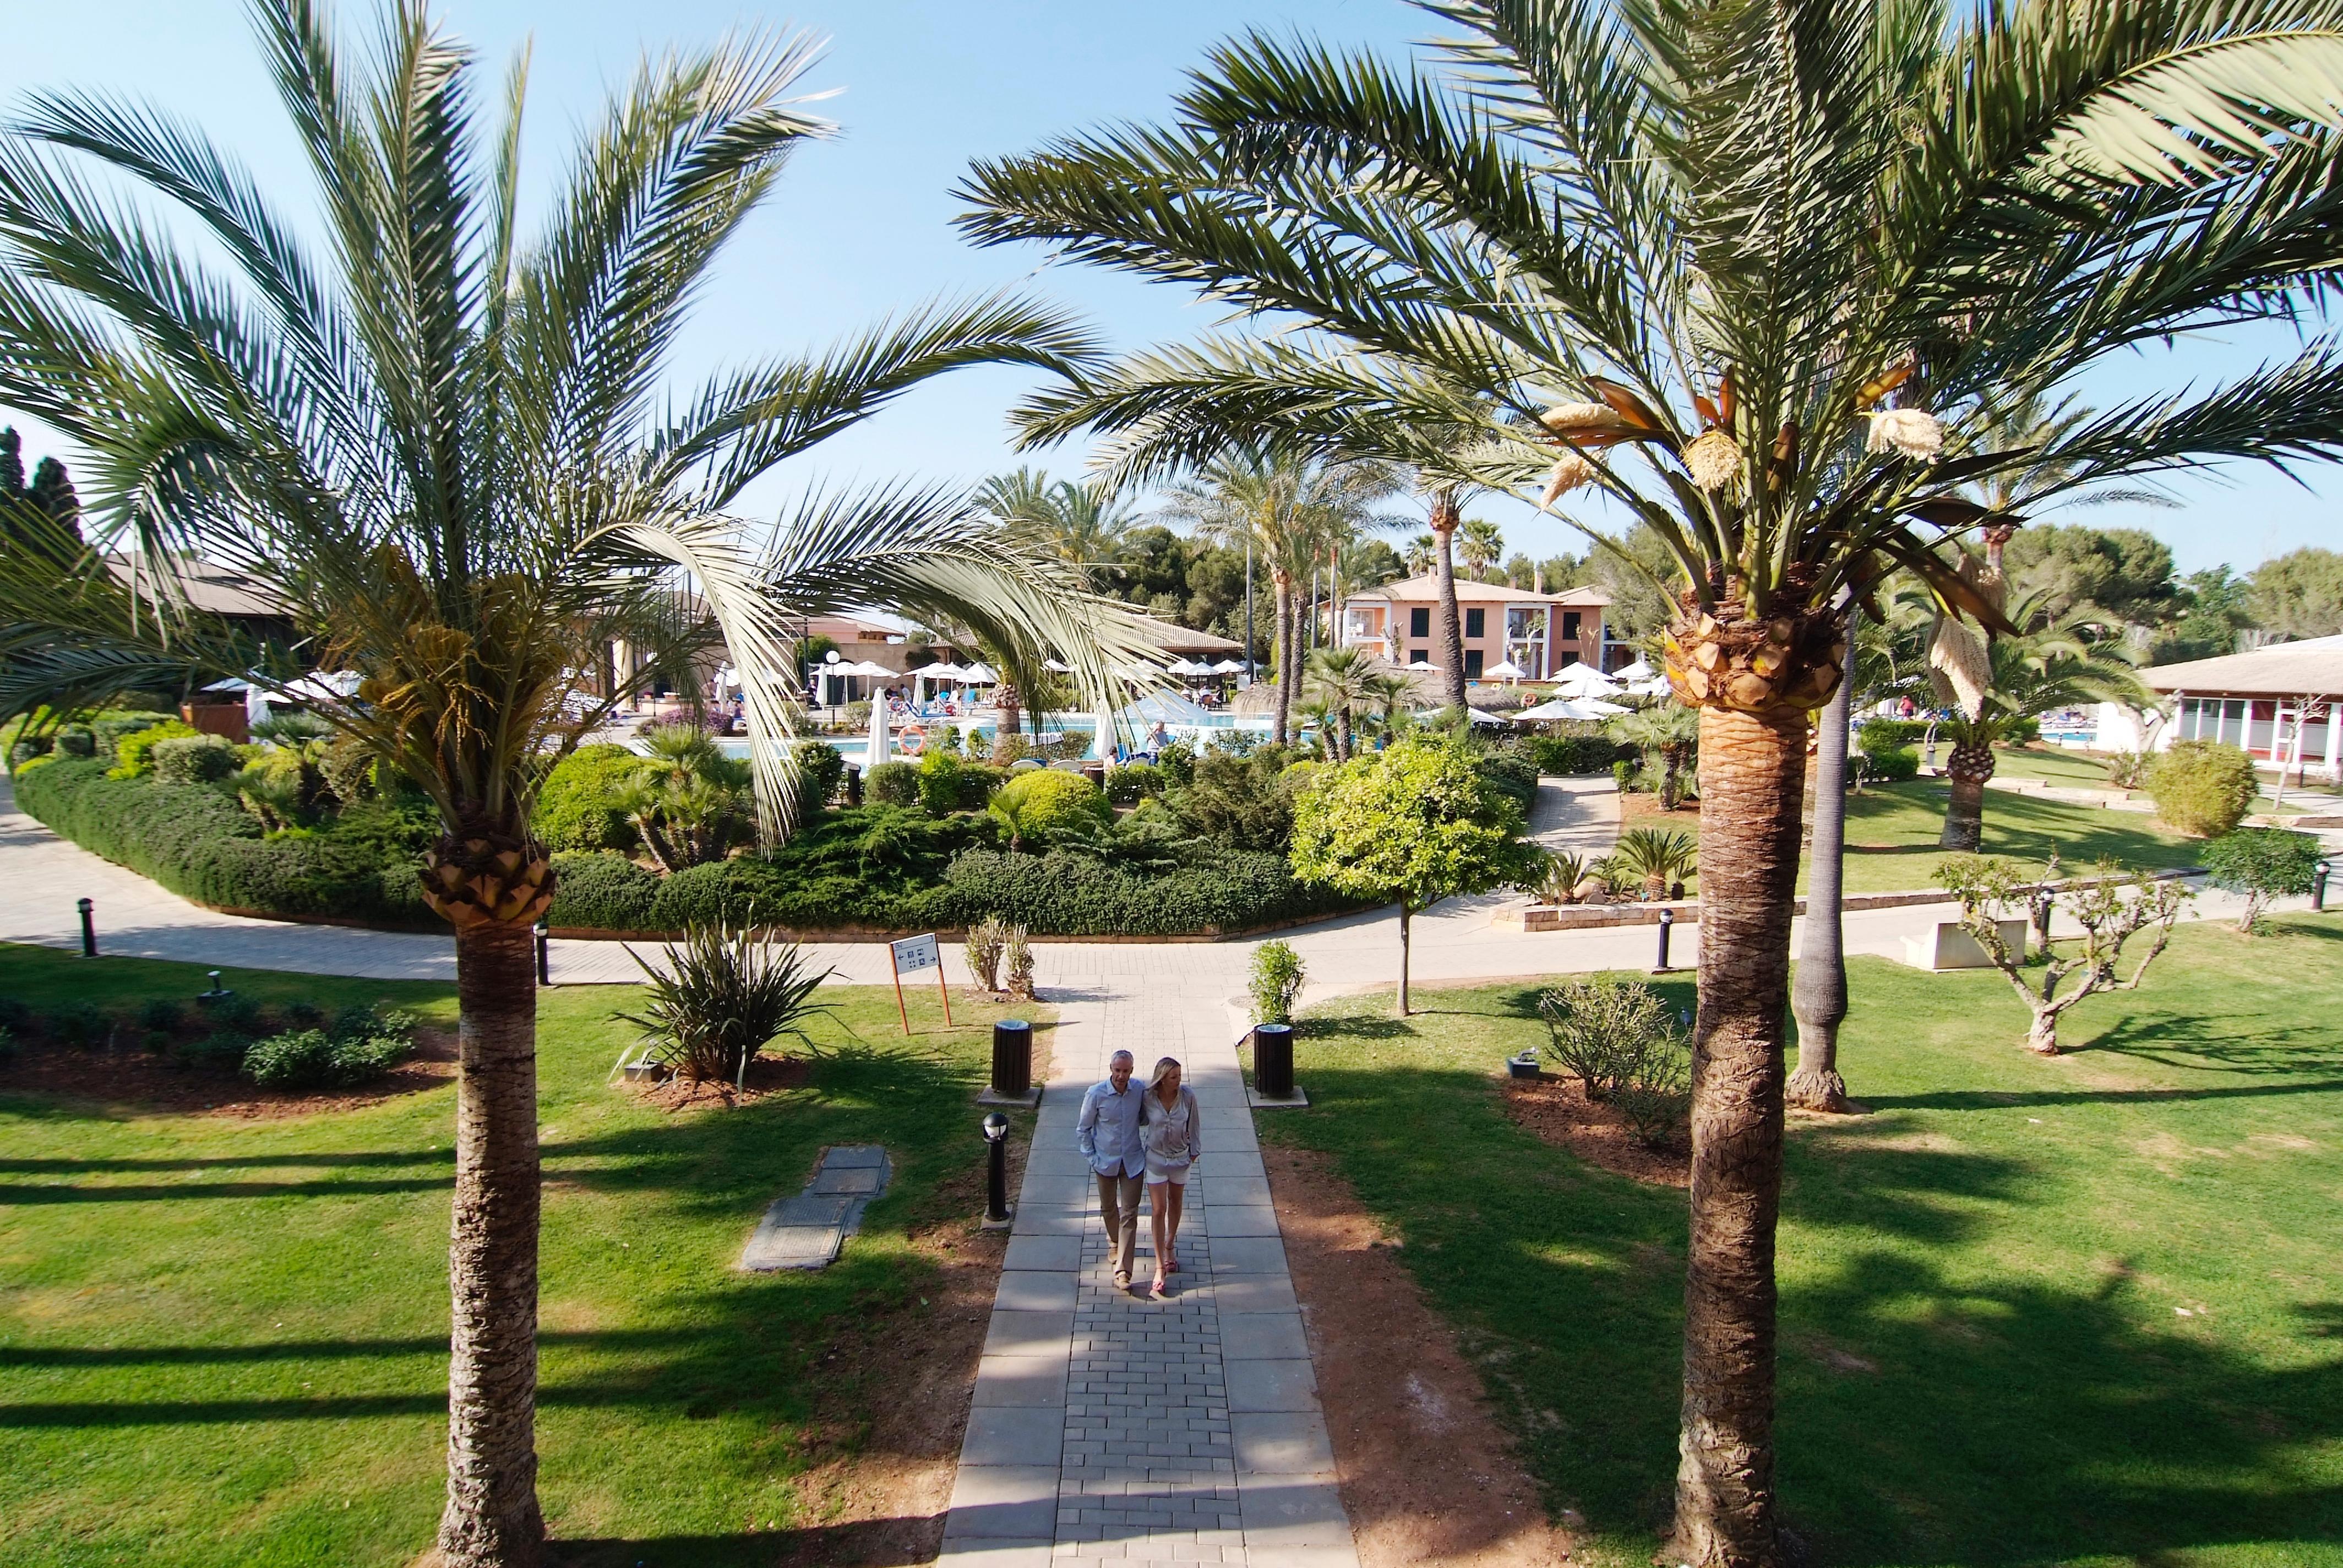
887, 933, 949, 1031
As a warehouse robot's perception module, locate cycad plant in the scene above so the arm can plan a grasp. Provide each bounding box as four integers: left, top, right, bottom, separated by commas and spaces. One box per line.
0, 5, 1152, 1562
1612, 825, 1699, 900
960, 2, 2343, 1556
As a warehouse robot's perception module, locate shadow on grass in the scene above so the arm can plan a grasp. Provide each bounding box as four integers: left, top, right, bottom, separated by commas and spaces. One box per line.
554, 1516, 939, 1568
1271, 1027, 2343, 1565
1866, 1079, 2343, 1112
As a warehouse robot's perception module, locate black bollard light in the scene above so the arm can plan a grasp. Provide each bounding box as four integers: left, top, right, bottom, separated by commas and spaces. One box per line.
534, 920, 552, 987
1652, 907, 1676, 974
2317, 859, 2333, 913
991, 1018, 1032, 1097
77, 897, 96, 959
982, 1112, 1011, 1223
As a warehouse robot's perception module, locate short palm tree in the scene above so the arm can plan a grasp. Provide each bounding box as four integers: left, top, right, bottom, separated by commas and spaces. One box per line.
1301, 645, 1387, 760
960, 3, 2343, 1558
1609, 703, 1702, 809
980, 466, 1138, 585
1155, 448, 1402, 743
0, 6, 1152, 1564
1933, 590, 2153, 850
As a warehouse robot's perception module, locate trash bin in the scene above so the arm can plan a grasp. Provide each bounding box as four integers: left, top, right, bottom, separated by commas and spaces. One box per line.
991, 1019, 1032, 1097
1252, 1022, 1295, 1099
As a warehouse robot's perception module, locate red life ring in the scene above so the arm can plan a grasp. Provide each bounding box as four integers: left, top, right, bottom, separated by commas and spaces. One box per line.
898, 725, 927, 756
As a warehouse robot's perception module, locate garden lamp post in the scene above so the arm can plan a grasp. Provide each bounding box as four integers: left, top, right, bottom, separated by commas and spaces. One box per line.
533, 920, 552, 987
1653, 907, 1676, 974
2317, 859, 2332, 913
982, 1112, 1011, 1224
76, 897, 95, 959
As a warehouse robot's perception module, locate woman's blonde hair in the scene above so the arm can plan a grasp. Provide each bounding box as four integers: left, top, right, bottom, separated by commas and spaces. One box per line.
1147, 1056, 1182, 1096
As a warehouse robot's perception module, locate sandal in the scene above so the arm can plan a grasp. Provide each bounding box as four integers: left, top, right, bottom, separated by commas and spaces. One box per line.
1150, 1274, 1170, 1298
1165, 1253, 1180, 1273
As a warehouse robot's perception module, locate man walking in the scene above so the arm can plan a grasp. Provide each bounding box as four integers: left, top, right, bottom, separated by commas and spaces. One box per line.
1076, 1049, 1145, 1290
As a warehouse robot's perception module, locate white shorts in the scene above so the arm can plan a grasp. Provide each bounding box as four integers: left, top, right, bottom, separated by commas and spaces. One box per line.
1146, 1161, 1192, 1186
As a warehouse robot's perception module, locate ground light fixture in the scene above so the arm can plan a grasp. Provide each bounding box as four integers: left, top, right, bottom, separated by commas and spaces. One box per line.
2316, 859, 2331, 913
75, 897, 95, 958
1652, 907, 1677, 974
981, 1111, 1011, 1224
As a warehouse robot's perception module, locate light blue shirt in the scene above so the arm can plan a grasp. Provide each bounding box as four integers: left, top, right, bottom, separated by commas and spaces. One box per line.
1076, 1077, 1145, 1178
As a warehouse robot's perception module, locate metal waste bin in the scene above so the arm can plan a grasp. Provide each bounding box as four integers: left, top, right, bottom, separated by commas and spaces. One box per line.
1252, 1022, 1295, 1099
991, 1018, 1033, 1097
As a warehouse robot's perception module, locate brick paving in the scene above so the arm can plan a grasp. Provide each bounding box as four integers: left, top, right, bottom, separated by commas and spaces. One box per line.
940, 972, 1358, 1568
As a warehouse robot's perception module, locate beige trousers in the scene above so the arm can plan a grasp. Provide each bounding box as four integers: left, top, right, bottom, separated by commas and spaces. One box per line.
1096, 1170, 1143, 1281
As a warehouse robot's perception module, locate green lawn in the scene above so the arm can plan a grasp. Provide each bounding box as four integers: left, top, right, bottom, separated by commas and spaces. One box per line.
1988, 744, 2343, 816
1265, 913, 2343, 1567
0, 945, 1045, 1567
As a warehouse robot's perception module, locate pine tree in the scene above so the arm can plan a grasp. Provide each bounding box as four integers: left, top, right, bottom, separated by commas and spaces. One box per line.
28, 456, 80, 541
0, 428, 23, 499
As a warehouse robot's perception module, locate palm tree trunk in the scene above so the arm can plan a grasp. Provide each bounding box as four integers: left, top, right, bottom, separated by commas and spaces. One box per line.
1939, 763, 1991, 851
1430, 493, 1466, 711
438, 918, 545, 1568
1672, 704, 1804, 1568
1789, 610, 1859, 1114
1396, 901, 1412, 1016
1271, 571, 1295, 746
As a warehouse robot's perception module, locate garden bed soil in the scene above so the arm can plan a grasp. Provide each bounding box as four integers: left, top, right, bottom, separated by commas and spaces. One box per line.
1498, 1071, 1690, 1188
0, 1026, 457, 1118
631, 1054, 816, 1112
1264, 1142, 1576, 1568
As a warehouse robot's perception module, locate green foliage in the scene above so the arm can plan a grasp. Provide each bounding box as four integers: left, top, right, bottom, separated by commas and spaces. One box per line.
940, 846, 1350, 934
965, 915, 1011, 992
107, 718, 200, 778
53, 724, 95, 758
863, 760, 920, 806
1154, 739, 1197, 786
1288, 738, 1532, 913
1105, 759, 1165, 805
91, 711, 176, 759
2202, 828, 2323, 933
1471, 744, 1543, 815
241, 1009, 414, 1090
2146, 741, 2258, 837
1859, 720, 1930, 751
1536, 977, 1683, 1104
916, 748, 966, 814
1524, 730, 1632, 776
1249, 940, 1305, 1025
532, 744, 645, 853
989, 768, 1109, 850
615, 923, 835, 1084
790, 741, 847, 813
545, 851, 661, 932
1610, 828, 1698, 896
150, 733, 238, 784
2244, 545, 2343, 639
1170, 746, 1300, 851
1862, 745, 1921, 782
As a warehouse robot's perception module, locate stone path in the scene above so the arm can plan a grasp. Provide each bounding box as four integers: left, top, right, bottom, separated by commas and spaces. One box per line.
1524, 773, 1620, 861
941, 972, 1355, 1567
740, 1144, 891, 1271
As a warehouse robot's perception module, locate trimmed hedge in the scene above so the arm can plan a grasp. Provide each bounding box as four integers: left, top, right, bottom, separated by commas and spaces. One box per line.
15, 758, 431, 923
110, 719, 201, 777
934, 847, 1352, 934
1862, 745, 1920, 782
1524, 732, 1632, 775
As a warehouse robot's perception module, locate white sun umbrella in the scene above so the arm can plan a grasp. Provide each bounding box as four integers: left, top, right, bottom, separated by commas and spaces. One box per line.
1631, 675, 1675, 699
1515, 695, 1626, 722
1094, 695, 1121, 769
1550, 662, 1622, 696
867, 692, 891, 768
1207, 658, 1247, 675
1484, 659, 1528, 683
1164, 656, 1212, 677
1614, 658, 1658, 684
959, 661, 996, 684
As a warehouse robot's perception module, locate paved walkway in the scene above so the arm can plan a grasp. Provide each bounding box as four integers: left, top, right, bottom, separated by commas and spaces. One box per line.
1524, 773, 1620, 861
942, 968, 1353, 1568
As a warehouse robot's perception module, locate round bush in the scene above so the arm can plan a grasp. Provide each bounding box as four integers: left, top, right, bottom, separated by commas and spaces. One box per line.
544, 850, 660, 930
532, 744, 644, 852
1863, 745, 1920, 782
916, 749, 966, 815
110, 719, 201, 777
2146, 740, 2258, 837
790, 741, 846, 811
1106, 760, 1165, 805
151, 733, 239, 784
2203, 827, 2322, 899
864, 760, 920, 806
992, 768, 1109, 844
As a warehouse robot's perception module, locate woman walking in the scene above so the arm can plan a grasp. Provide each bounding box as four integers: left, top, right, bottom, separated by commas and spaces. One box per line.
1139, 1056, 1202, 1297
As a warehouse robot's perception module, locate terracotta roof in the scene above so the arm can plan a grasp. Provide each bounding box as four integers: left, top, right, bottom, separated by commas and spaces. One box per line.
1344, 575, 1610, 606
2142, 634, 2343, 697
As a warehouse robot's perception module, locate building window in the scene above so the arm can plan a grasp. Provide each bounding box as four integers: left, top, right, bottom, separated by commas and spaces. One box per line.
1562, 611, 1581, 640
1464, 649, 1484, 677
1409, 606, 1430, 637
1464, 607, 1485, 639
1409, 648, 1429, 665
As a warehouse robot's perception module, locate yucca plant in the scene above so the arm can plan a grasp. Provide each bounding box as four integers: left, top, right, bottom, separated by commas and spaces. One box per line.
617, 922, 835, 1085
960, 2, 2343, 1554
0, 4, 1158, 1561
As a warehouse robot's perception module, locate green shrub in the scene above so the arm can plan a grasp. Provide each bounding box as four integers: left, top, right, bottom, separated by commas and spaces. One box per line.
939, 846, 1354, 935
546, 851, 661, 930
1249, 940, 1306, 1025
613, 922, 833, 1084
2202, 827, 2323, 932
55, 724, 96, 758
108, 718, 201, 777
1862, 745, 1920, 782
1857, 718, 1931, 747
990, 767, 1110, 850
241, 1025, 410, 1090
916, 749, 966, 815
92, 711, 177, 759
1525, 731, 1633, 775
51, 1002, 108, 1049
9, 733, 52, 764
1170, 748, 1296, 851
199, 991, 261, 1034
1155, 739, 1197, 786
182, 1031, 250, 1069
790, 741, 846, 812
1536, 976, 1681, 1102
2004, 716, 2041, 744
151, 733, 239, 784
864, 760, 920, 806
138, 998, 184, 1033
2146, 741, 2258, 837
1473, 745, 1542, 814
1105, 760, 1165, 805
1612, 758, 1635, 792
957, 763, 1007, 809
532, 744, 643, 852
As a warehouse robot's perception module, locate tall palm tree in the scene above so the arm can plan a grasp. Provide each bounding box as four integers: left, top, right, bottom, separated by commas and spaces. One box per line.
960, 4, 2343, 1558
1156, 448, 1401, 743
1458, 516, 1504, 581
979, 466, 1137, 586
1403, 531, 1436, 576
0, 7, 1152, 1564
1933, 589, 2153, 850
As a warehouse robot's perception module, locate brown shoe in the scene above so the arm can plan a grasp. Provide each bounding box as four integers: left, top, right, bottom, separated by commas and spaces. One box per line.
1112, 1271, 1132, 1290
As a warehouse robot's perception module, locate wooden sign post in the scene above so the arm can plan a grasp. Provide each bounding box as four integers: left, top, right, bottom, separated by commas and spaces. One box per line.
888, 933, 951, 1035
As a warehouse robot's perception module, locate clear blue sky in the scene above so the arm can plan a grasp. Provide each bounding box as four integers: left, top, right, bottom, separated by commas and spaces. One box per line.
4, 0, 2333, 576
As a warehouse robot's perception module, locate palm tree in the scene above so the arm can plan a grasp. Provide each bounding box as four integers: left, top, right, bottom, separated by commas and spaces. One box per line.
1156, 449, 1401, 743
1301, 645, 1388, 760
960, 5, 2343, 1558
1458, 517, 1504, 581
1403, 532, 1436, 576
1934, 590, 2153, 851
1609, 703, 1701, 809
0, 7, 1154, 1563
980, 466, 1137, 585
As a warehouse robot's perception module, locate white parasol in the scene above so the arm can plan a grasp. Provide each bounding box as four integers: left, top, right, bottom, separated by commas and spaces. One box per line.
867, 694, 891, 767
